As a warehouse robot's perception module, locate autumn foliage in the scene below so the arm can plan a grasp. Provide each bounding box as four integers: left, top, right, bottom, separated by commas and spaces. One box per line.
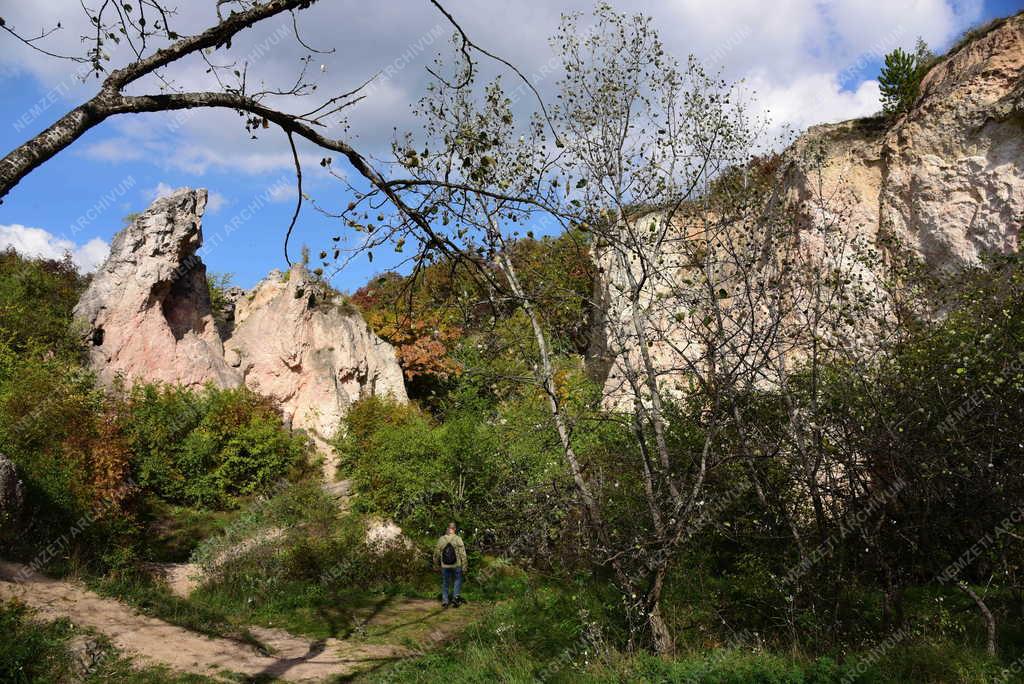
351, 231, 595, 396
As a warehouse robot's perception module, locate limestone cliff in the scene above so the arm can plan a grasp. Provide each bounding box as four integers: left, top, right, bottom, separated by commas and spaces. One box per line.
225, 265, 408, 453
786, 12, 1022, 270
595, 13, 1024, 407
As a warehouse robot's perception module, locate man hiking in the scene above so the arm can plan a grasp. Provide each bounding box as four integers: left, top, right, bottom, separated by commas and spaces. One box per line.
433, 522, 468, 608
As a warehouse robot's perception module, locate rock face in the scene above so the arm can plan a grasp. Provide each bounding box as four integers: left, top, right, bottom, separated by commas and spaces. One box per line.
785, 13, 1023, 271
74, 189, 243, 389
884, 16, 1023, 265
0, 453, 24, 530
225, 265, 408, 453
595, 14, 1024, 407
74, 188, 407, 458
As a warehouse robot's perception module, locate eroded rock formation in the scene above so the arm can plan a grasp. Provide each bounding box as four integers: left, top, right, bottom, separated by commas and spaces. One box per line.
225, 265, 408, 453
74, 189, 243, 389
75, 188, 407, 456
786, 13, 1023, 270
595, 14, 1024, 407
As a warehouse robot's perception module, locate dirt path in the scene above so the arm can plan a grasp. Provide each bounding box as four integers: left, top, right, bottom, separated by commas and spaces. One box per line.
0, 560, 477, 682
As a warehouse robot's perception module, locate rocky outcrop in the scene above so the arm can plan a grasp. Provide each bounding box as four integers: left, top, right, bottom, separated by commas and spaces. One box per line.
785, 13, 1023, 270
74, 188, 407, 459
225, 265, 407, 453
884, 15, 1023, 265
74, 189, 243, 389
596, 14, 1024, 407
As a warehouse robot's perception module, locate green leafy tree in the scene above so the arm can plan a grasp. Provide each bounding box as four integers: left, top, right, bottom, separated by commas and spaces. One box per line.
879, 38, 934, 116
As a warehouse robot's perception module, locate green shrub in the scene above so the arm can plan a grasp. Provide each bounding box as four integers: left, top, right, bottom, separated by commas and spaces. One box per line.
189, 482, 424, 638
124, 384, 309, 509
0, 251, 142, 569
335, 392, 567, 545
0, 352, 140, 570
0, 249, 86, 360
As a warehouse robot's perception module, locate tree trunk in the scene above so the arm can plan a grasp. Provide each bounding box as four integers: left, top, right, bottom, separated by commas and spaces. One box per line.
629, 565, 675, 655
489, 222, 606, 539
0, 95, 113, 201
958, 581, 997, 656
647, 594, 675, 655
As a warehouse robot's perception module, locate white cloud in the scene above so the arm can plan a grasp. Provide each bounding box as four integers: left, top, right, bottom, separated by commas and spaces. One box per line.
74, 237, 112, 273
143, 181, 175, 202
0, 224, 110, 272
268, 183, 298, 203
0, 0, 994, 181
80, 138, 145, 163
144, 183, 227, 213
750, 73, 883, 137
206, 191, 228, 213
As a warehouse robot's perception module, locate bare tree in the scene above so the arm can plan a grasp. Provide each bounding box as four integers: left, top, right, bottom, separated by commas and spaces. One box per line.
375, 6, 821, 653
0, 0, 524, 268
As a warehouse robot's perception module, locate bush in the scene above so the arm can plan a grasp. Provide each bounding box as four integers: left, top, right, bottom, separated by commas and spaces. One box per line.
0, 352, 139, 570
0, 249, 86, 360
124, 383, 310, 509
190, 481, 424, 638
335, 391, 569, 548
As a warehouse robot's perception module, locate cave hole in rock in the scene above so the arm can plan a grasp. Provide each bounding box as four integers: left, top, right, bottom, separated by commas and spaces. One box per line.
159, 275, 206, 341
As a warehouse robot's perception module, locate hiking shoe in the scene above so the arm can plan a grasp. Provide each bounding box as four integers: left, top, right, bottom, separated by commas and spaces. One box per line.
441, 601, 449, 609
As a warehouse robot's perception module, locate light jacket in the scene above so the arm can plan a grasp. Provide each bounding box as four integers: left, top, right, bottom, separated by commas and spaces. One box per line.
433, 533, 468, 571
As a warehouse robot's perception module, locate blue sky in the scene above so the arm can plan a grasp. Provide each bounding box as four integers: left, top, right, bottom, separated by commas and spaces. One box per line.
1, 0, 1021, 291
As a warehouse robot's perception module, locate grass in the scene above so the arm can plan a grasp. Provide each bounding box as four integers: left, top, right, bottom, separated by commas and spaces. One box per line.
7, 589, 1012, 684
90, 480, 483, 643
89, 571, 274, 654
350, 577, 1023, 684
358, 629, 1014, 683
138, 496, 239, 563
945, 10, 1024, 60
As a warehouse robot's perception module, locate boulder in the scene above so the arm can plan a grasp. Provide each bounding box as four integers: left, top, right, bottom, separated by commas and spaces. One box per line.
364, 517, 413, 553
73, 188, 243, 389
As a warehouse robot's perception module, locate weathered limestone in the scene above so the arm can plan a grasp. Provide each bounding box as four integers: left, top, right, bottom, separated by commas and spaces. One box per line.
786, 13, 1023, 270
226, 264, 408, 454
596, 15, 1024, 408
74, 188, 407, 459
74, 189, 243, 389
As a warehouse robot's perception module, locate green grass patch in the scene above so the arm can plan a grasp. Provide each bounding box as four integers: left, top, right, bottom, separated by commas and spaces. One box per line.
0, 600, 215, 684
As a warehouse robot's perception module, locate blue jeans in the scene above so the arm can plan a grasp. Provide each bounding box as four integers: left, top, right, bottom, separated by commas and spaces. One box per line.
441, 567, 462, 603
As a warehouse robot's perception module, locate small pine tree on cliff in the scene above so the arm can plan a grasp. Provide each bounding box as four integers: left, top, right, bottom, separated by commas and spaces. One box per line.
879, 38, 934, 117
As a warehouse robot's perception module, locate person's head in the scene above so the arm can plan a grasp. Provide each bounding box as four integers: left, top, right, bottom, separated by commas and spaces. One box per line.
446, 521, 457, 535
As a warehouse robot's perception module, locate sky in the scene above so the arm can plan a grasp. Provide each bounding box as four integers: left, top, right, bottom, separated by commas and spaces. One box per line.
1, 0, 1021, 291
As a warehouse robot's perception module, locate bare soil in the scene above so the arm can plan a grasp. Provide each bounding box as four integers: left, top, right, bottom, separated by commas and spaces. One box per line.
0, 560, 479, 682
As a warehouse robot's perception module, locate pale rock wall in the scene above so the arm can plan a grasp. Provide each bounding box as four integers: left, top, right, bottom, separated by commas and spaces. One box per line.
73, 188, 243, 389
74, 189, 408, 460
225, 264, 408, 454
597, 14, 1024, 408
